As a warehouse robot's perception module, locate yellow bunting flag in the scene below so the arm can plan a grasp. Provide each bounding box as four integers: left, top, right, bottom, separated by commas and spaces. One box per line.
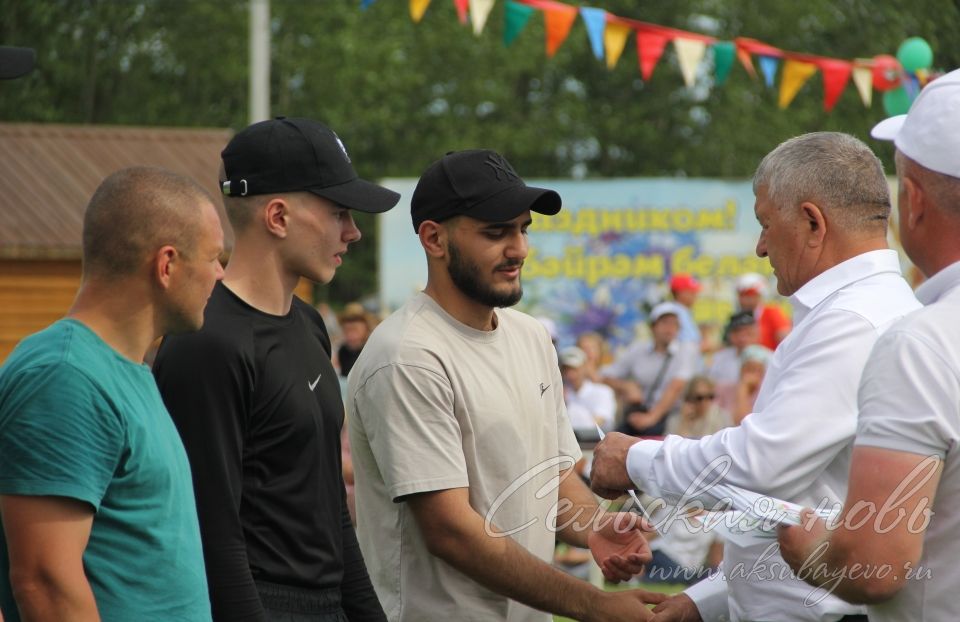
409, 0, 431, 22
778, 59, 818, 109
544, 4, 579, 57
469, 0, 495, 35
674, 38, 707, 87
604, 20, 631, 70
852, 61, 874, 107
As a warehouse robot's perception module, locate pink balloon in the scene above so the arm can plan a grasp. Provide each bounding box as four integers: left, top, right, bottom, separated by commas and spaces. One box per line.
872, 54, 902, 92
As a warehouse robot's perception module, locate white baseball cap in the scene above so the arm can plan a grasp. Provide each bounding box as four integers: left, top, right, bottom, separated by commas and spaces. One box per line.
871, 68, 960, 178
649, 301, 684, 323
736, 272, 768, 296
559, 346, 587, 368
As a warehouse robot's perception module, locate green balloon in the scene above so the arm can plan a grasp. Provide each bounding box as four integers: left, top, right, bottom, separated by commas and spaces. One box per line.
897, 37, 933, 72
883, 87, 912, 116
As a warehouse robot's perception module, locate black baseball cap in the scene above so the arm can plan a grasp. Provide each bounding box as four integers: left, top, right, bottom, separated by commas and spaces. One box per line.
0, 47, 35, 80
220, 117, 400, 213
410, 149, 561, 232
726, 310, 756, 332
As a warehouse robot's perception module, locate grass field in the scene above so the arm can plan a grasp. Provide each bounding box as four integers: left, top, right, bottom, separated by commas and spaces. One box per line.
552, 582, 685, 622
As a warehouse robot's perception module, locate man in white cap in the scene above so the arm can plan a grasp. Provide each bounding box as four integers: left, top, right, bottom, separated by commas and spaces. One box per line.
590, 132, 921, 621
779, 68, 960, 622
735, 272, 791, 350
601, 302, 696, 436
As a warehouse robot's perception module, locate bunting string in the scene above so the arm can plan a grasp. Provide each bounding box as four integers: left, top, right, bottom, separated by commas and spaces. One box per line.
365, 0, 940, 113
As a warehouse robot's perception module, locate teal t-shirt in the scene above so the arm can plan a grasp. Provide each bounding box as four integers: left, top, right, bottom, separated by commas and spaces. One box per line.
0, 319, 211, 621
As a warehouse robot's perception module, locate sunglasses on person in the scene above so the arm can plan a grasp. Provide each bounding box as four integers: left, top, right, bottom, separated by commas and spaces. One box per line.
687, 393, 715, 403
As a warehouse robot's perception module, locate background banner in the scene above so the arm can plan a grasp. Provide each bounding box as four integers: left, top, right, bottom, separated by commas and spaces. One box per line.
379, 178, 778, 350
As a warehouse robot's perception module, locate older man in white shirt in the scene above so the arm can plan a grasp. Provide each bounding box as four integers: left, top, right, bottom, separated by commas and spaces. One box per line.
590, 132, 921, 622
779, 68, 960, 622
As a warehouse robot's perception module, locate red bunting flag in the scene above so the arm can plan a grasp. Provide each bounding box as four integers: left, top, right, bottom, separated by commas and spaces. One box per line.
736, 46, 757, 78
374, 0, 907, 114
454, 0, 468, 24
636, 27, 670, 81
818, 58, 852, 111
520, 0, 588, 57
543, 3, 578, 57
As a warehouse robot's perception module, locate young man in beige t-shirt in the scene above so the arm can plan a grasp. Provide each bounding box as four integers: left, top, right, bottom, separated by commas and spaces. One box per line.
349, 150, 664, 622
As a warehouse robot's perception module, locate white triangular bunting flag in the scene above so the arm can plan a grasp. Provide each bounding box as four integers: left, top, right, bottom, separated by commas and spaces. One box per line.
673, 38, 707, 88
851, 64, 873, 107
469, 0, 495, 36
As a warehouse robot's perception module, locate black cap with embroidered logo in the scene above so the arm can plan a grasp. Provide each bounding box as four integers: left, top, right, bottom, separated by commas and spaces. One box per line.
410, 149, 562, 232
220, 117, 400, 213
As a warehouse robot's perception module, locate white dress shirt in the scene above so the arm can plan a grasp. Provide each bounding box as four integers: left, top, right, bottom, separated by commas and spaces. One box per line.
626, 250, 921, 621
564, 379, 617, 431
854, 260, 960, 622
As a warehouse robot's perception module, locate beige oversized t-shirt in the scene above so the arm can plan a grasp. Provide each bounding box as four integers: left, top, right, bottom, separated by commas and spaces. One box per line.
348, 293, 582, 622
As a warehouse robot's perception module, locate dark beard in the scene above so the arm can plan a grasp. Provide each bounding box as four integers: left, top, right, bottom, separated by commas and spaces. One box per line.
447, 241, 523, 308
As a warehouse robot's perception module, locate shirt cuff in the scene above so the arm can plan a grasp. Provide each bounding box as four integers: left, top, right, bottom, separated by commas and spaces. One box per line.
626, 440, 663, 497
684, 570, 730, 622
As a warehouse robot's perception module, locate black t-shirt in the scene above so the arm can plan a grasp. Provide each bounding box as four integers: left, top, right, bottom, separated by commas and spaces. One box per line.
153, 282, 384, 621
337, 344, 362, 378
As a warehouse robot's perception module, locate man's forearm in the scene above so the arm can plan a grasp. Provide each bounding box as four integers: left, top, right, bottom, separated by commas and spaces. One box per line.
12, 577, 99, 622
556, 469, 602, 549
650, 379, 685, 420
433, 520, 600, 620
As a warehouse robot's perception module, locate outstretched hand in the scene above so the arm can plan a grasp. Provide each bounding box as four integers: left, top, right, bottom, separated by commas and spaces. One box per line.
589, 588, 668, 622
651, 593, 702, 621
588, 511, 654, 583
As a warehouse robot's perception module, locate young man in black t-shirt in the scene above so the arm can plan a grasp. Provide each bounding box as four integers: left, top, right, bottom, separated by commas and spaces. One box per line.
153, 118, 399, 621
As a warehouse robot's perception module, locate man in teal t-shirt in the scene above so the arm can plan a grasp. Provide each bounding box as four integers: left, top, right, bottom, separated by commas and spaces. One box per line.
0, 167, 223, 620
0, 321, 209, 619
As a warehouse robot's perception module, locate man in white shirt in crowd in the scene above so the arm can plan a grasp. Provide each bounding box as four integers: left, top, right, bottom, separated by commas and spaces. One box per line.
589, 131, 921, 622
600, 302, 695, 437
778, 68, 960, 622
561, 345, 617, 432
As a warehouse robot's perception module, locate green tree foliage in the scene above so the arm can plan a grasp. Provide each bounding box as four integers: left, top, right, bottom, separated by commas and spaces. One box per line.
2, 0, 958, 303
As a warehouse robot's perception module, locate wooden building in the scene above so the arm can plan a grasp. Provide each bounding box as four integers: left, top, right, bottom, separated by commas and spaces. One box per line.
0, 123, 311, 363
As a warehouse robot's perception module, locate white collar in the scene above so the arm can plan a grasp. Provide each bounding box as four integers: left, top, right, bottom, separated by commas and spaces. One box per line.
915, 260, 960, 305
789, 249, 901, 325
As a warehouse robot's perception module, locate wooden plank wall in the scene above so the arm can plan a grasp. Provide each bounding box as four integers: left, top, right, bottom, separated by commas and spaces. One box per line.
1, 259, 316, 364
0, 260, 81, 363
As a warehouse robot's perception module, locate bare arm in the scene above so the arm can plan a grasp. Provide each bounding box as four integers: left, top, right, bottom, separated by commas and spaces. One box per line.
778, 447, 941, 603
1, 495, 100, 621
626, 378, 686, 431
600, 376, 644, 404
407, 488, 660, 622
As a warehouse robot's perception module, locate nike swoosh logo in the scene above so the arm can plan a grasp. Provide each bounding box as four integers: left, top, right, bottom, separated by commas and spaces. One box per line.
540, 383, 550, 397
308, 373, 322, 391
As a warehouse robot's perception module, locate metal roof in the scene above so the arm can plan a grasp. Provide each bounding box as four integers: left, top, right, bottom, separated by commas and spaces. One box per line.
0, 123, 233, 259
